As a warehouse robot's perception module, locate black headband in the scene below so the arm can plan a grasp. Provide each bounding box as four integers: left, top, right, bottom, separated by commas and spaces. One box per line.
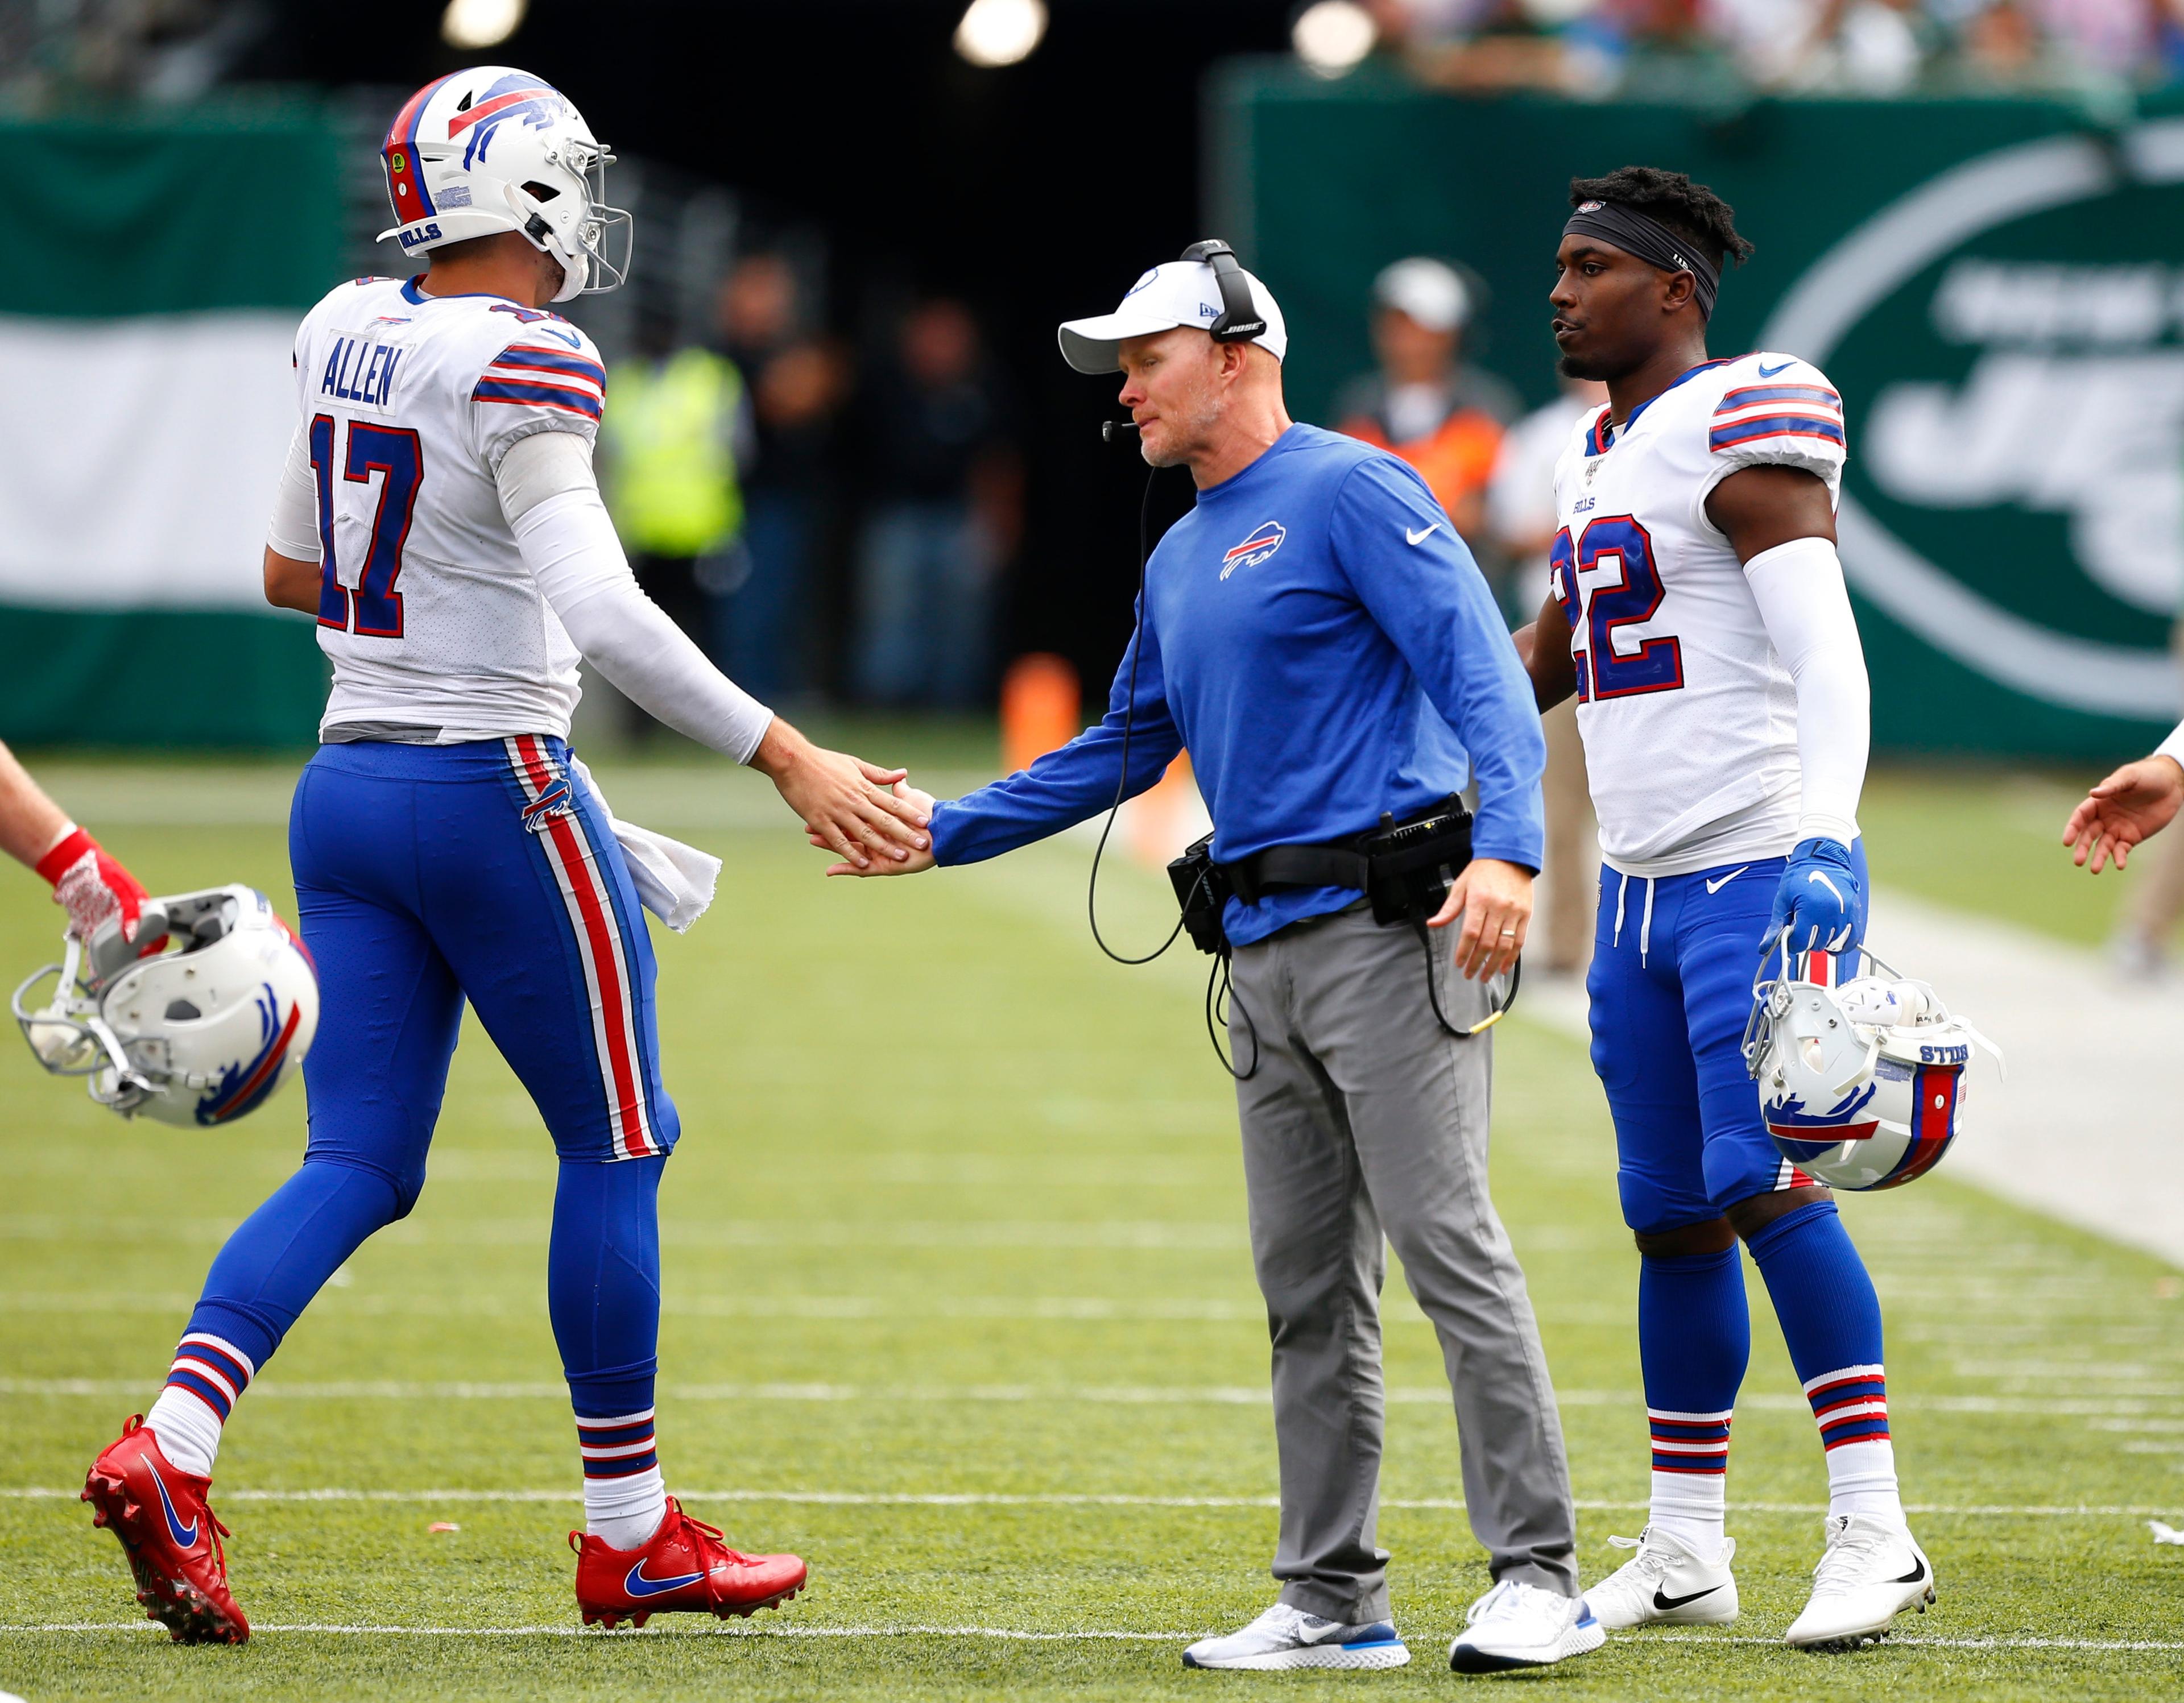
1563, 200, 1720, 319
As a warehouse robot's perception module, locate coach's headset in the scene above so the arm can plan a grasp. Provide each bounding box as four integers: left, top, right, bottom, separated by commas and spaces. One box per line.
1087, 241, 1513, 1078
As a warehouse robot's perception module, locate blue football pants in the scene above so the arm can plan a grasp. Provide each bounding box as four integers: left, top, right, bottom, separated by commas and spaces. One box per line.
1587, 845, 1869, 1235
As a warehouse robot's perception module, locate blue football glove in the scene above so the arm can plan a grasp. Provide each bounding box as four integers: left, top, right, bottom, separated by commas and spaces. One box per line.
1764, 836, 1861, 961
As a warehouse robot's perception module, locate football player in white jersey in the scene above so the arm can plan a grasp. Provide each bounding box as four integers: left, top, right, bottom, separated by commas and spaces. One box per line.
1512, 168, 1934, 1652
78, 68, 928, 1644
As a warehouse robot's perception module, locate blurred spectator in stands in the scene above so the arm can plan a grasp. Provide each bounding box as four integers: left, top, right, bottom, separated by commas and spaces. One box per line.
718, 252, 847, 705
1373, 0, 1627, 91
850, 297, 1022, 709
1488, 375, 1608, 976
1336, 258, 1519, 597
598, 305, 750, 740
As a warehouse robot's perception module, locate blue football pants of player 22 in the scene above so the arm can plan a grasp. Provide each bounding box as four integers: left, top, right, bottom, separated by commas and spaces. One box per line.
1586, 844, 1869, 1236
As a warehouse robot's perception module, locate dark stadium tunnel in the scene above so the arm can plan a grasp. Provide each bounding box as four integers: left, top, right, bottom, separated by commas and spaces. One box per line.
242, 0, 1296, 706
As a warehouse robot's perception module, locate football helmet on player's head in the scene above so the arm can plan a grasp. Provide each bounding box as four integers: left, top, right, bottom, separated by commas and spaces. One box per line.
378, 67, 631, 303
11, 885, 318, 1127
1742, 944, 2000, 1192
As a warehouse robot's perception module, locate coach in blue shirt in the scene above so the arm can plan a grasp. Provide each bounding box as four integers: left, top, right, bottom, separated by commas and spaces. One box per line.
830, 251, 1591, 1673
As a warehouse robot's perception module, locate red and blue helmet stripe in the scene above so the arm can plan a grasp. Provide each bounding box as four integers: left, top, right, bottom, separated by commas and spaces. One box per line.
383, 73, 461, 226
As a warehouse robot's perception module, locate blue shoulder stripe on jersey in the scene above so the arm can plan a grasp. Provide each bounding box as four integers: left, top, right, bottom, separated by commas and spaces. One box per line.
1718, 384, 1840, 411
473, 378, 604, 420
1710, 413, 1846, 449
491, 346, 607, 385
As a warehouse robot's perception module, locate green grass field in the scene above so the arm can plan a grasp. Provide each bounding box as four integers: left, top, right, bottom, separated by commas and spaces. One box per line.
2, 752, 2181, 1700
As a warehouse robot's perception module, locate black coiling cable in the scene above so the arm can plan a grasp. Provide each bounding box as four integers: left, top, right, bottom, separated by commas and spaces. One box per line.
1087, 465, 1187, 967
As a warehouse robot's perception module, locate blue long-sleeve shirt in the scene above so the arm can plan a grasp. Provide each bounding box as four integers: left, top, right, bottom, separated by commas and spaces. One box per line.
931, 422, 1546, 947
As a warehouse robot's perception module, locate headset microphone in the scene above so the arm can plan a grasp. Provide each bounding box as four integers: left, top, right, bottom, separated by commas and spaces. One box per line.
1102, 420, 1139, 442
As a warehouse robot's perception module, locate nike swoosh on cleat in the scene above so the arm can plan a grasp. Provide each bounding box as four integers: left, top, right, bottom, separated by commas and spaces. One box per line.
1893, 1560, 1929, 1584
148, 1466, 198, 1549
1653, 1584, 1726, 1611
1405, 524, 1441, 546
1704, 866, 1749, 894
1757, 359, 1793, 377
624, 1560, 705, 1598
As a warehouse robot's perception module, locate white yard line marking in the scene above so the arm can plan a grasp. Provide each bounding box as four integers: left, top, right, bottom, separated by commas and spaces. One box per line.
1, 1378, 2173, 1418
1, 1621, 2178, 1652
3, 1486, 2175, 1517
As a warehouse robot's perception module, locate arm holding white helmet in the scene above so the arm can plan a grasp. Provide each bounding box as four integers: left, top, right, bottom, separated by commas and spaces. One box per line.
494, 430, 930, 869
2062, 721, 2184, 874
1705, 463, 1869, 958
0, 741, 159, 949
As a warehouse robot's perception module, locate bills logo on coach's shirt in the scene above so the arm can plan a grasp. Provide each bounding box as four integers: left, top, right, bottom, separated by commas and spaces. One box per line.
1221, 520, 1287, 580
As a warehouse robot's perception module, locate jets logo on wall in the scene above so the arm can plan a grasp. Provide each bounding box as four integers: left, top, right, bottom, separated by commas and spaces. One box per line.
1761, 125, 2184, 725
1222, 520, 1286, 580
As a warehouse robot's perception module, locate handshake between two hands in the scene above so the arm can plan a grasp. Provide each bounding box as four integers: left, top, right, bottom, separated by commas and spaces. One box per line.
751, 719, 936, 877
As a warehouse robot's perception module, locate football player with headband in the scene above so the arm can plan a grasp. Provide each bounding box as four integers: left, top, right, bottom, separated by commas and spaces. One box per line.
76, 68, 929, 1644
1514, 167, 1933, 1653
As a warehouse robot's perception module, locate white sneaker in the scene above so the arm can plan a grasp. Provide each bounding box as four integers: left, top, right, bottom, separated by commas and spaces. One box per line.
1783, 1514, 1935, 1651
1182, 1602, 1410, 1670
1581, 1526, 1739, 1630
1447, 1580, 1606, 1674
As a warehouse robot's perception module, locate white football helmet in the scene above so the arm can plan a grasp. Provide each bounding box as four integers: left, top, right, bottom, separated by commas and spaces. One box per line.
379, 66, 631, 303
1742, 946, 2001, 1192
12, 885, 319, 1128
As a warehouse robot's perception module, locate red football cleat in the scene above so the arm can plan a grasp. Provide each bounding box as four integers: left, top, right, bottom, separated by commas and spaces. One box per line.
82, 1415, 249, 1645
570, 1498, 805, 1629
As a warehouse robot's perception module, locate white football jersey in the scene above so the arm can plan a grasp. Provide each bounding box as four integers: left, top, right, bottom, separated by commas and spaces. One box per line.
1549, 351, 1847, 877
290, 276, 607, 741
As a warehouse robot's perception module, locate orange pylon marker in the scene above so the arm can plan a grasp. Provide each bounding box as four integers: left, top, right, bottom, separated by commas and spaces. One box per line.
1000, 652, 1082, 775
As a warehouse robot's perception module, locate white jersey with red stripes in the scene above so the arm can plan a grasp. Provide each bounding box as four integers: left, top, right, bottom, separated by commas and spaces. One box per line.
289, 275, 607, 742
1549, 351, 1847, 877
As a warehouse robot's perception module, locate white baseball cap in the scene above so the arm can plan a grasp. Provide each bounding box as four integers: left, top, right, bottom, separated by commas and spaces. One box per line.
1057, 260, 1288, 374
1373, 257, 1471, 333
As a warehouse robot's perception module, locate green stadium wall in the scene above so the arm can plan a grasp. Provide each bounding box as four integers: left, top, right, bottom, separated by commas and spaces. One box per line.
0, 99, 344, 749
1209, 66, 2184, 761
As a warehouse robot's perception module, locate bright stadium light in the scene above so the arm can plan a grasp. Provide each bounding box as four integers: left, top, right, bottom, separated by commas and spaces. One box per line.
441, 0, 527, 50
955, 0, 1048, 67
1293, 0, 1376, 76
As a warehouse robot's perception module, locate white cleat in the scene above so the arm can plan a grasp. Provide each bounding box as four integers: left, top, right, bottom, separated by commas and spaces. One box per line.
1784, 1514, 1936, 1652
1447, 1580, 1606, 1674
1182, 1602, 1410, 1670
1582, 1527, 1739, 1630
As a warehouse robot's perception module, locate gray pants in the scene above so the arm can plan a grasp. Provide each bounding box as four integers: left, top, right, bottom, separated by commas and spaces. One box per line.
1227, 905, 1577, 1623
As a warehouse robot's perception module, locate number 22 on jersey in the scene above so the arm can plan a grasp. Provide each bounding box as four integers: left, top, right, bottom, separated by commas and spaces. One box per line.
309, 413, 424, 639
1549, 515, 1684, 702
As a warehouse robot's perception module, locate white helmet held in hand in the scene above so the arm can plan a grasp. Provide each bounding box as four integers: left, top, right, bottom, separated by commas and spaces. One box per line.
379, 66, 631, 302
13, 885, 318, 1127
1742, 945, 2001, 1192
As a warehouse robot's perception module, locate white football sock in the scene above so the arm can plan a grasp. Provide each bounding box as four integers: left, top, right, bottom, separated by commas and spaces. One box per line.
585, 1466, 668, 1551
1649, 1471, 1728, 1563
144, 1387, 222, 1479
1825, 1437, 1904, 1524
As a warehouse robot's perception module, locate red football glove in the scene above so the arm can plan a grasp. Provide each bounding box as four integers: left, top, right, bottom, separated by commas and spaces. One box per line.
34, 827, 155, 951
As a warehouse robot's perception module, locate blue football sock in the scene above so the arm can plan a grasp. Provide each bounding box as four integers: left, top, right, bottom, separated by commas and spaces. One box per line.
552, 1154, 669, 1548
1745, 1199, 1902, 1522
1639, 1245, 1749, 1559
146, 1158, 405, 1476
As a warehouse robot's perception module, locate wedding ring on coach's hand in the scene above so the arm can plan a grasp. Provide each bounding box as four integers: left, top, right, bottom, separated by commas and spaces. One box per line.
1498, 927, 1517, 936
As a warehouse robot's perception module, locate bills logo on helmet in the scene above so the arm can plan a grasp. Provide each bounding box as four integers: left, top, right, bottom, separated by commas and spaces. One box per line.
197, 986, 305, 1127
1221, 521, 1286, 579
448, 74, 572, 169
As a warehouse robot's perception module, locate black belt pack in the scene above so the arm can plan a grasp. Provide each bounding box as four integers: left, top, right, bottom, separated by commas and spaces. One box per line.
1165, 796, 1475, 956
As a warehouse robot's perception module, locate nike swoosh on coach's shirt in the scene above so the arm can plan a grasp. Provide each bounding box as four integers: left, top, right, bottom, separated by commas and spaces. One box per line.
1757, 359, 1793, 377
1405, 524, 1441, 546
624, 1559, 706, 1597
1703, 866, 1749, 894
1652, 1584, 1726, 1611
